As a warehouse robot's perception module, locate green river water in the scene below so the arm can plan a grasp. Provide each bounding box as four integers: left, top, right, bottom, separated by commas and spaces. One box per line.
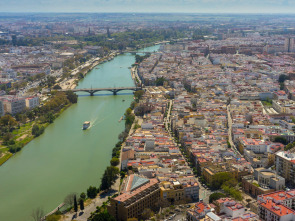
0, 45, 159, 221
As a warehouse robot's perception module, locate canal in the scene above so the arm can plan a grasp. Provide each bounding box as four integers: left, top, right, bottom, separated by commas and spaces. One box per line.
0, 45, 159, 221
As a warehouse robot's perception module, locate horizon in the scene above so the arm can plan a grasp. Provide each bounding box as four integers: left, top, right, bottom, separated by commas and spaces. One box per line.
1, 12, 295, 14
2, 0, 295, 14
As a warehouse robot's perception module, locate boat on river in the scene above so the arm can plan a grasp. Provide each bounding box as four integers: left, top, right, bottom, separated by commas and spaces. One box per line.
82, 121, 90, 130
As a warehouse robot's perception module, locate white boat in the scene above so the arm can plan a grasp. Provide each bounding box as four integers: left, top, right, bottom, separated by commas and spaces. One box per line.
82, 121, 90, 130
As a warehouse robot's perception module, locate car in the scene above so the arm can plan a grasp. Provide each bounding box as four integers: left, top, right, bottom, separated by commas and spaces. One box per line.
186, 205, 191, 208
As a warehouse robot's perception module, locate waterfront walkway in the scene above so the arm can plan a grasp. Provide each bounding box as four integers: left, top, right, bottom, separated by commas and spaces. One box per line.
62, 179, 120, 221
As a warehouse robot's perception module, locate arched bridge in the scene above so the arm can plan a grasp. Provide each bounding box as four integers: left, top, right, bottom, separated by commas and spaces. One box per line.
61, 87, 142, 96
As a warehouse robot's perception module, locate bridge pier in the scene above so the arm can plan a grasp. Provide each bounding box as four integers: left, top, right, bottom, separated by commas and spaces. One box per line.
113, 90, 117, 95
89, 90, 95, 96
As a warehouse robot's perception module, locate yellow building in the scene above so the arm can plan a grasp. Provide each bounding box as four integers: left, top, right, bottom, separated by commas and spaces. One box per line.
160, 181, 185, 204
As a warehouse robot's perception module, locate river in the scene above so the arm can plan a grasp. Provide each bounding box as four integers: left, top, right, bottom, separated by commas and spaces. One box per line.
0, 45, 159, 221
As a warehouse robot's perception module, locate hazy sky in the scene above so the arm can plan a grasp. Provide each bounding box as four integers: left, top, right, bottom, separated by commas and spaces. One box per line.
1, 0, 295, 13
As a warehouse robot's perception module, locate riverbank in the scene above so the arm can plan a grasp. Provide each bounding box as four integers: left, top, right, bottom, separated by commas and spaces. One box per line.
0, 51, 119, 166
60, 92, 141, 221
59, 51, 119, 90
0, 94, 75, 166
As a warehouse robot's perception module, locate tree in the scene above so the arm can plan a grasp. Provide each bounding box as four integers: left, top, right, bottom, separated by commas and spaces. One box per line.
278, 74, 289, 83
110, 157, 120, 166
53, 84, 62, 90
79, 198, 84, 211
285, 142, 295, 151
100, 166, 119, 190
134, 90, 144, 100
90, 211, 115, 221
87, 186, 97, 199
2, 133, 13, 145
66, 91, 78, 103
32, 125, 45, 137
80, 192, 86, 200
46, 76, 56, 88
222, 185, 243, 201
64, 193, 77, 207
155, 77, 166, 86
74, 195, 78, 213
0, 115, 17, 128
45, 112, 55, 123
31, 207, 45, 221
154, 198, 171, 209
211, 172, 234, 189
118, 131, 128, 141
26, 111, 35, 121
32, 125, 40, 137
209, 192, 226, 203
274, 136, 288, 145
140, 208, 154, 220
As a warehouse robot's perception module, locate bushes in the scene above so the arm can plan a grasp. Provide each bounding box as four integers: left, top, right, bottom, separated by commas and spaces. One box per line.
124, 108, 135, 127
32, 125, 45, 137
211, 172, 233, 189
112, 142, 122, 158
110, 157, 120, 166
87, 186, 98, 199
274, 136, 288, 145
100, 166, 119, 191
65, 91, 78, 104
8, 143, 23, 153
80, 192, 86, 200
222, 185, 243, 201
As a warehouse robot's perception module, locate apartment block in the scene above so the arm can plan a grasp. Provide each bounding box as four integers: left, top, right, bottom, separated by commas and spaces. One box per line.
0, 96, 26, 115
25, 96, 39, 109
108, 175, 160, 221
275, 151, 295, 186
242, 167, 285, 198
257, 190, 295, 221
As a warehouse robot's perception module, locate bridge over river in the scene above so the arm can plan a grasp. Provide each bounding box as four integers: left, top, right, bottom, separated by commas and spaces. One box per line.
60, 86, 142, 96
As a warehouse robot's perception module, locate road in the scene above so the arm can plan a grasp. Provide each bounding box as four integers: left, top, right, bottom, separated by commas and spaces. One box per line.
196, 177, 214, 204
62, 179, 120, 221
227, 104, 242, 157
164, 99, 173, 133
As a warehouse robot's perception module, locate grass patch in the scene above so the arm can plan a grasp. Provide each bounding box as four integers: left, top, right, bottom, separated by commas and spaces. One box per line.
0, 152, 13, 166
262, 101, 272, 107
12, 122, 34, 138
252, 182, 260, 187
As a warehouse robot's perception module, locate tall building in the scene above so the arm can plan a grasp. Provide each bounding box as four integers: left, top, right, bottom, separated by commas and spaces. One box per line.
0, 96, 26, 115
275, 151, 295, 186
25, 96, 39, 109
108, 175, 160, 221
284, 37, 295, 53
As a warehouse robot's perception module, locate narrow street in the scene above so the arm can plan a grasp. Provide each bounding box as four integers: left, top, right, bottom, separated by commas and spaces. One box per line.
164, 99, 173, 134
227, 104, 242, 157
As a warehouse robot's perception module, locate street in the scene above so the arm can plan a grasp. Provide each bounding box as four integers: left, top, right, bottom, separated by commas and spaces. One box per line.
227, 104, 242, 157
